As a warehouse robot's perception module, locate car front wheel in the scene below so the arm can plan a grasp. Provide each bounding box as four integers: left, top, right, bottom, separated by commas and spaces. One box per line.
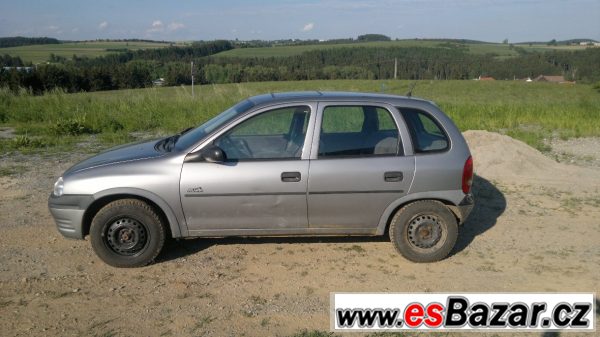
90, 199, 166, 268
389, 200, 458, 262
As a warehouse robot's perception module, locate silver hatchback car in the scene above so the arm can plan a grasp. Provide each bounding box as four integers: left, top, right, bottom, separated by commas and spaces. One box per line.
49, 91, 474, 267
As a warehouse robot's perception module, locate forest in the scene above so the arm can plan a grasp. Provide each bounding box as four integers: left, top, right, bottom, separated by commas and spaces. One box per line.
1, 39, 599, 94
0, 36, 60, 48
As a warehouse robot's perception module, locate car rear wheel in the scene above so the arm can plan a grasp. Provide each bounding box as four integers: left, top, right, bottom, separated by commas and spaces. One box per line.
90, 199, 166, 268
389, 200, 458, 262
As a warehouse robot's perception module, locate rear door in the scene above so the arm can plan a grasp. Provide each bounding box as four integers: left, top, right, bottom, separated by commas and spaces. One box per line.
307, 102, 415, 229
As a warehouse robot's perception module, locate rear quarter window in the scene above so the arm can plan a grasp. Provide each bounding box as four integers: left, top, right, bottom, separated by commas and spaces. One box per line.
398, 108, 449, 153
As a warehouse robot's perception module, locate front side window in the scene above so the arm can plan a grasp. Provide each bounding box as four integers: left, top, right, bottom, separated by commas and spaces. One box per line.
175, 99, 255, 151
398, 108, 449, 153
214, 106, 310, 160
318, 105, 400, 158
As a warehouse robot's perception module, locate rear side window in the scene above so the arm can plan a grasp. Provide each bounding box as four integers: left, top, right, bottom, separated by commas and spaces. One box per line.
318, 105, 400, 158
398, 108, 449, 153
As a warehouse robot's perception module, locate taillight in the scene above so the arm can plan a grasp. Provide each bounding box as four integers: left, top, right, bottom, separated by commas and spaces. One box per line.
462, 156, 473, 194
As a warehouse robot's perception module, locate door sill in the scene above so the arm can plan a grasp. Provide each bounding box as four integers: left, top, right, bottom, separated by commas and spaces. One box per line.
186, 227, 378, 238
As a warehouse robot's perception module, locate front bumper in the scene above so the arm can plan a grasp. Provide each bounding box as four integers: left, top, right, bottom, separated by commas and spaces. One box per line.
48, 194, 94, 239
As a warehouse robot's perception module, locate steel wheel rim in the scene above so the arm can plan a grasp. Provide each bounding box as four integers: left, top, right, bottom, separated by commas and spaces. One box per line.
407, 214, 446, 251
104, 217, 148, 256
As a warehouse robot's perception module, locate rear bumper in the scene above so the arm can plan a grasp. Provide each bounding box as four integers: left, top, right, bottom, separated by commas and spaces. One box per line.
456, 193, 474, 224
48, 194, 94, 239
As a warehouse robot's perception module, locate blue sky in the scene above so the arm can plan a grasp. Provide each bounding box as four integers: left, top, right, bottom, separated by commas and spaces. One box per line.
1, 0, 599, 42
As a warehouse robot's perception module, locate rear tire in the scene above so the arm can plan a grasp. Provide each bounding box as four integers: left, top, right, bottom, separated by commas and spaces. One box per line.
389, 200, 457, 262
90, 199, 166, 268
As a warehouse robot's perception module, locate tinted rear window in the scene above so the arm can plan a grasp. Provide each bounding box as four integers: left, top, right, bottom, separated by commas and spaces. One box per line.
319, 105, 400, 158
398, 108, 449, 153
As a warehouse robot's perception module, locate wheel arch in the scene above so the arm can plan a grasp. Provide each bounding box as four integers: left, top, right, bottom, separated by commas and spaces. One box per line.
375, 192, 463, 235
82, 188, 183, 239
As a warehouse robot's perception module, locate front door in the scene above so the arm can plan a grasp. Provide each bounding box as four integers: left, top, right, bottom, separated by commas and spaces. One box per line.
307, 103, 415, 228
180, 105, 314, 231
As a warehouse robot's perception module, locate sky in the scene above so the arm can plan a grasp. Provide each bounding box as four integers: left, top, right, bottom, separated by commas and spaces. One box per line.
1, 0, 599, 43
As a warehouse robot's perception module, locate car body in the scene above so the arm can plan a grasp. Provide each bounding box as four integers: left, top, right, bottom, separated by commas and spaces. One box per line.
48, 91, 474, 267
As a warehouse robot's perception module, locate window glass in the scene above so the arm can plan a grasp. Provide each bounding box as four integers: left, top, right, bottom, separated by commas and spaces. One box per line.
378, 109, 397, 131
215, 106, 310, 160
318, 106, 399, 158
321, 106, 363, 133
175, 99, 254, 151
398, 108, 449, 153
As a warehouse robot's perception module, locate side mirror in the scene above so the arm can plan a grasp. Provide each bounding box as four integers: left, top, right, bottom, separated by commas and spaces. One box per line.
203, 146, 226, 163
185, 145, 226, 163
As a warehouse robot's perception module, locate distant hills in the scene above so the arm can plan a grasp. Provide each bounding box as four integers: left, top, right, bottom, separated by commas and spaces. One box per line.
2, 36, 599, 49
0, 37, 60, 48
518, 38, 598, 45
0, 37, 171, 49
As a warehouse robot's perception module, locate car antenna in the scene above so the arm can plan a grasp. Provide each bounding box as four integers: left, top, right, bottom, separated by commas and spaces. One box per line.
406, 81, 417, 97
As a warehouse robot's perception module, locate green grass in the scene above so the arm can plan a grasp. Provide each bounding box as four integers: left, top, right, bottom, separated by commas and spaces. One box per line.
215, 40, 592, 58
1, 80, 599, 154
1, 41, 176, 63
3, 39, 593, 63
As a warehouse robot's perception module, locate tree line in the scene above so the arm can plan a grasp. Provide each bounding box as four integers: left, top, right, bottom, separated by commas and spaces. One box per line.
0, 37, 60, 48
1, 40, 599, 94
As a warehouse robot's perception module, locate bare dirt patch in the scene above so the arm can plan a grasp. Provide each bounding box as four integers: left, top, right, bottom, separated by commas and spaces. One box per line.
1, 132, 599, 336
549, 136, 600, 168
0, 126, 16, 139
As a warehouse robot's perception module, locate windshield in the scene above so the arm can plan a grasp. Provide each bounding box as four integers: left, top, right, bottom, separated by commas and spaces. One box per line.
174, 99, 255, 151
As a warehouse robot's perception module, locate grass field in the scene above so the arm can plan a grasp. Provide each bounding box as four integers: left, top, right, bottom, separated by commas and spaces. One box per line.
215, 40, 592, 58
0, 41, 175, 63
1, 80, 599, 153
2, 39, 592, 63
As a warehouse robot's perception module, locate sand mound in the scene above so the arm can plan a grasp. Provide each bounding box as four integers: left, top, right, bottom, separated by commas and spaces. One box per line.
463, 130, 600, 189
463, 130, 558, 179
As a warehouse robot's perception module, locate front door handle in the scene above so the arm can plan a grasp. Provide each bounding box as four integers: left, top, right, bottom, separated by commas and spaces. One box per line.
384, 171, 403, 182
281, 171, 301, 182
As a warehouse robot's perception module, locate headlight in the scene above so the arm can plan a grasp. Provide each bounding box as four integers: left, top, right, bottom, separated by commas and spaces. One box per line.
53, 177, 64, 197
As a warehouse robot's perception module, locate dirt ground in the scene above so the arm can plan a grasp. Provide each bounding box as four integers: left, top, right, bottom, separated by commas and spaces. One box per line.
0, 131, 598, 337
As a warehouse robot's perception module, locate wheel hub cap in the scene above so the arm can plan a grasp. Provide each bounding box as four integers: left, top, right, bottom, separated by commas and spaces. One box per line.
106, 218, 147, 256
408, 215, 442, 249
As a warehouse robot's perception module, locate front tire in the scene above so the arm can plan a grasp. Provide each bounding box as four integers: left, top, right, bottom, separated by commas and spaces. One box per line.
90, 199, 166, 268
389, 200, 458, 262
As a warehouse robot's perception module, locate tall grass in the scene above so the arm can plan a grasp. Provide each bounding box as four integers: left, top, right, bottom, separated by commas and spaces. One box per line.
1, 80, 599, 153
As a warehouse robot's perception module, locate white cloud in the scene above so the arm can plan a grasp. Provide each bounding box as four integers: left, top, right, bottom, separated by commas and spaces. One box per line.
147, 20, 164, 33
98, 21, 108, 30
47, 25, 59, 31
302, 22, 315, 32
167, 22, 184, 31
147, 20, 184, 34
71, 27, 79, 33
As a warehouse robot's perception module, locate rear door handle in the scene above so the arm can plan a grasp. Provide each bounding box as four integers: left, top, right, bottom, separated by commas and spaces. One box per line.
384, 171, 403, 182
281, 171, 301, 182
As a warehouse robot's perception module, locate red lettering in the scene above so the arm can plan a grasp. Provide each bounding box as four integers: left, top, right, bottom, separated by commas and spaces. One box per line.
424, 303, 444, 328
404, 303, 424, 328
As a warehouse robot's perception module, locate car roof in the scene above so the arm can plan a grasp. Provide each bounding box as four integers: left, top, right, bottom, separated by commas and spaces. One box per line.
246, 91, 433, 107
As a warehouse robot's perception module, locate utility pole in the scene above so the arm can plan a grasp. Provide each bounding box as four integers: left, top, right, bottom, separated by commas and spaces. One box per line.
394, 57, 398, 80
191, 61, 194, 98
